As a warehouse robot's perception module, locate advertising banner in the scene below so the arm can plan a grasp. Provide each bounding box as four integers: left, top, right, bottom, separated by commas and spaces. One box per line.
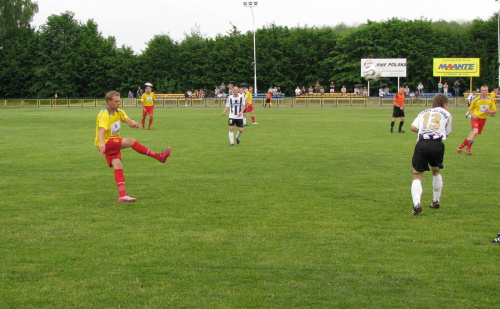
433, 58, 480, 77
361, 58, 407, 78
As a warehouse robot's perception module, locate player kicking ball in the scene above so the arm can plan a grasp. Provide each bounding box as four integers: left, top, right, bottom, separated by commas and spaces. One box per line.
95, 91, 171, 202
410, 94, 452, 215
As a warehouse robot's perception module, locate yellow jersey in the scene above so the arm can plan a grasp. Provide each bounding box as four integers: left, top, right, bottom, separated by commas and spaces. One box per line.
469, 96, 497, 119
245, 91, 253, 105
141, 92, 155, 107
94, 107, 129, 147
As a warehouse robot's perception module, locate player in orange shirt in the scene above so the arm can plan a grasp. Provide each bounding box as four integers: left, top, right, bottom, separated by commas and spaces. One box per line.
390, 87, 406, 133
95, 91, 171, 202
265, 91, 272, 108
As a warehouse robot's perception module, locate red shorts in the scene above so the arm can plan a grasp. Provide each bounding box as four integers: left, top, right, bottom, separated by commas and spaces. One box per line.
246, 104, 254, 112
471, 118, 486, 134
105, 138, 122, 167
142, 105, 154, 116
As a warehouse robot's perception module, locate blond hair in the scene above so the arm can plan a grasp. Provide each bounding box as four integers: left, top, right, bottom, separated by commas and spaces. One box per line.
105, 90, 120, 102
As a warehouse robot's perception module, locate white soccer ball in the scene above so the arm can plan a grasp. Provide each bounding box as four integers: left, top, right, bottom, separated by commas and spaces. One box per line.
363, 66, 382, 81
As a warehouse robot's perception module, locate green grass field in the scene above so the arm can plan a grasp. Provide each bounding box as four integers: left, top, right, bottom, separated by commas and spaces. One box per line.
1, 106, 499, 308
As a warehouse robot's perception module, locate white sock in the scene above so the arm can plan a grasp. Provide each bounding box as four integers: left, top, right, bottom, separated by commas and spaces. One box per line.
432, 174, 443, 202
243, 117, 247, 125
236, 131, 242, 139
229, 131, 234, 144
411, 179, 422, 206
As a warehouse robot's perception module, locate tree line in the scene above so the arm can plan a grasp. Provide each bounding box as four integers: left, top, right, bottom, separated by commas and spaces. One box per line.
0, 2, 498, 98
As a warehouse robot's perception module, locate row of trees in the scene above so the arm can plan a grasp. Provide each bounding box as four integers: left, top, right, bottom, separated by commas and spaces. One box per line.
0, 0, 498, 98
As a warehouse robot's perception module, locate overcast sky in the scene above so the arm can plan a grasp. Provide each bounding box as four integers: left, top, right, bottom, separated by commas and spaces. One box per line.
31, 0, 500, 54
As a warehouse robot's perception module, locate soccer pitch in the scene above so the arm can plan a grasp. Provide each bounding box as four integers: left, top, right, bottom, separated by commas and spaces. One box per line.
1, 106, 499, 308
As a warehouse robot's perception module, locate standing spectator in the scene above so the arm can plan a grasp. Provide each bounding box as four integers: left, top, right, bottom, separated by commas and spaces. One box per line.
184, 89, 192, 106
457, 85, 497, 155
141, 83, 155, 130
308, 86, 314, 95
301, 86, 306, 95
454, 80, 460, 97
341, 85, 347, 96
228, 82, 234, 95
417, 82, 424, 94
438, 81, 443, 93
404, 85, 410, 96
410, 94, 452, 215
443, 82, 449, 94
95, 90, 171, 202
295, 86, 302, 96
136, 86, 144, 98
127, 90, 133, 98
379, 88, 385, 97
315, 81, 321, 93
390, 87, 406, 134
330, 81, 335, 93
320, 86, 325, 95
384, 86, 390, 96
219, 82, 226, 93
222, 86, 245, 146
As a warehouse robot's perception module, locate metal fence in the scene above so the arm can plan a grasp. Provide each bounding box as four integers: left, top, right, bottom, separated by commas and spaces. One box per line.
0, 96, 469, 108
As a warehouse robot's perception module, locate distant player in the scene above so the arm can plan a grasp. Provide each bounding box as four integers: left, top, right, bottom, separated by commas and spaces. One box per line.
265, 91, 272, 108
390, 87, 406, 133
222, 86, 245, 146
410, 94, 452, 216
457, 85, 497, 155
95, 91, 171, 202
245, 86, 258, 124
141, 82, 155, 130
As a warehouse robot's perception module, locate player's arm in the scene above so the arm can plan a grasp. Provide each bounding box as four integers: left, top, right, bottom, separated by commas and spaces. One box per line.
124, 117, 139, 128
222, 106, 229, 116
411, 125, 419, 133
98, 127, 106, 154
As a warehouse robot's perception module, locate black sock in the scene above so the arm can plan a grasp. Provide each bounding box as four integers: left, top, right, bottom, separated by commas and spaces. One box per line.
399, 121, 404, 130
391, 121, 395, 129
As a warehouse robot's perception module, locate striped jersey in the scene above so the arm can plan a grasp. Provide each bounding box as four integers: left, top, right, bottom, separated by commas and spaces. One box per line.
226, 94, 245, 119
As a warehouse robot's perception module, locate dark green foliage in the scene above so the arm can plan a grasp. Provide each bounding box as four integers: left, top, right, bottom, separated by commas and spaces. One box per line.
0, 11, 498, 97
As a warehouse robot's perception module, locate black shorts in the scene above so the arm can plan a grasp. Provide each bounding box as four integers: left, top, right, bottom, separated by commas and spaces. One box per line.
412, 140, 445, 173
228, 118, 243, 127
266, 99, 271, 103
393, 106, 405, 118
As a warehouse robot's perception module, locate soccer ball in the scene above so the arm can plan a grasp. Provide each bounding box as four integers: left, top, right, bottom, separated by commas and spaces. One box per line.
363, 66, 382, 81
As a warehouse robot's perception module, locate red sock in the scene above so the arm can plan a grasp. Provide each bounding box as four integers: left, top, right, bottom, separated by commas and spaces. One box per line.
148, 118, 153, 128
459, 139, 469, 149
141, 118, 145, 128
132, 142, 160, 160
252, 116, 255, 123
114, 169, 126, 197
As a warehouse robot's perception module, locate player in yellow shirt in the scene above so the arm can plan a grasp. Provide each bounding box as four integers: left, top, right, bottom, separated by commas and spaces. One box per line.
244, 86, 258, 125
95, 90, 171, 202
457, 85, 497, 155
141, 82, 155, 130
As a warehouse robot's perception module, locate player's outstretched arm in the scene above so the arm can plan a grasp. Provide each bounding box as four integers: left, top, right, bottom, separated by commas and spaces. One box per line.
411, 125, 419, 133
125, 118, 139, 128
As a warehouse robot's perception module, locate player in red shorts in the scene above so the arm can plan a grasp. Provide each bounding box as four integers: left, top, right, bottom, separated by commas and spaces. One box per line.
141, 82, 155, 130
245, 86, 258, 124
457, 85, 497, 155
95, 91, 171, 202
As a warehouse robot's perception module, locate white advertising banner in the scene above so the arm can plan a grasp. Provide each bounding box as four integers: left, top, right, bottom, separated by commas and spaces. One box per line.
361, 58, 407, 78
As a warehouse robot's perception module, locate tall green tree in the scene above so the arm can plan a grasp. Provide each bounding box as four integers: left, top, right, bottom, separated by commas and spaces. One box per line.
0, 0, 38, 39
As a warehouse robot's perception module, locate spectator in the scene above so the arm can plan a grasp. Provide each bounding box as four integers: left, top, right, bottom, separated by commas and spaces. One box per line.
438, 81, 443, 93
295, 86, 302, 96
228, 82, 234, 95
444, 82, 449, 94
341, 85, 347, 96
315, 81, 321, 93
454, 80, 461, 97
127, 90, 133, 98
384, 86, 390, 96
219, 82, 226, 93
404, 86, 410, 96
136, 86, 144, 98
330, 81, 335, 93
379, 88, 384, 97
417, 82, 424, 94
320, 86, 325, 95
301, 86, 306, 95
184, 89, 191, 106
308, 86, 314, 95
